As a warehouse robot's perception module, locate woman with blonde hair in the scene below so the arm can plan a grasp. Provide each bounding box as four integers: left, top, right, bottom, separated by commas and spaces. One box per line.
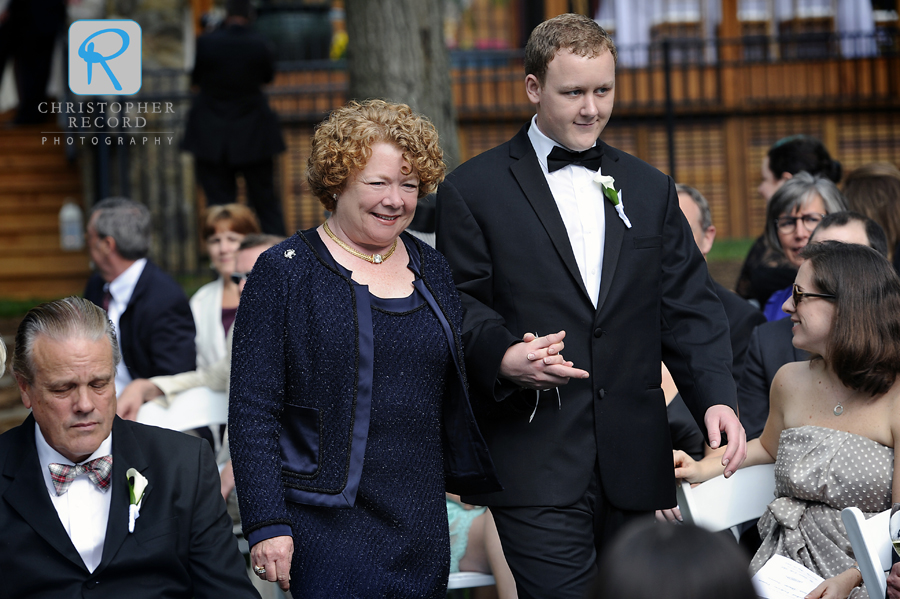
229, 99, 500, 598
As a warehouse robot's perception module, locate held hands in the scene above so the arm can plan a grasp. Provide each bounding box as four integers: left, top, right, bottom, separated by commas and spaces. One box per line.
499, 331, 589, 390
704, 405, 747, 478
251, 535, 294, 591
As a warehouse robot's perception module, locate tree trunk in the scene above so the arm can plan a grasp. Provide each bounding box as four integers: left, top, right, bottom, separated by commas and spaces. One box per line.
345, 0, 460, 170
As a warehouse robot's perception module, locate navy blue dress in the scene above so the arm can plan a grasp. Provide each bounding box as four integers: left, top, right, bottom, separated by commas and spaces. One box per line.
287, 236, 450, 598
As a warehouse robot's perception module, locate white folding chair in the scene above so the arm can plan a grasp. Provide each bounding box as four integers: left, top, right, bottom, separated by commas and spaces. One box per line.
676, 463, 776, 540
841, 506, 892, 599
447, 571, 496, 590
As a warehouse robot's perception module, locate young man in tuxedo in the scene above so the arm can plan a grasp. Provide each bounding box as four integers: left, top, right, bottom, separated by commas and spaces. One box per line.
0, 297, 259, 598
436, 13, 747, 599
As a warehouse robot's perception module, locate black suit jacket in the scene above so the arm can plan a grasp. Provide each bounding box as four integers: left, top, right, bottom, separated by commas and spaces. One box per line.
714, 280, 766, 384
0, 416, 259, 599
181, 23, 285, 166
737, 318, 808, 440
85, 261, 196, 380
436, 124, 737, 511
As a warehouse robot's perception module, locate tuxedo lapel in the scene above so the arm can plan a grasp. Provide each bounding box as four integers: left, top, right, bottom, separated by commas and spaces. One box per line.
2, 416, 88, 571
596, 143, 625, 313
509, 128, 591, 302
96, 417, 149, 573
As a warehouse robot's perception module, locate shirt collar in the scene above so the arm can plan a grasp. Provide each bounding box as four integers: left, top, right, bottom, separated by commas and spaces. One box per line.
527, 116, 598, 173
35, 422, 113, 494
107, 258, 147, 307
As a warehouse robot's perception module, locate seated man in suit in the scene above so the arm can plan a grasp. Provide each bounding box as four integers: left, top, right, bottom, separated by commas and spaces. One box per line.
0, 297, 259, 598
662, 185, 767, 461
84, 198, 196, 396
737, 211, 889, 439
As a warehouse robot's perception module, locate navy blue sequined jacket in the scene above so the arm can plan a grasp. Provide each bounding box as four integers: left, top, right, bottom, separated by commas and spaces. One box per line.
228, 231, 499, 543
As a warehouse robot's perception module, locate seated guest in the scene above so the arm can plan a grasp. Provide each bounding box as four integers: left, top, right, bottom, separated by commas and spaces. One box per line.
759, 173, 846, 321
736, 135, 842, 307
0, 297, 258, 598
675, 241, 900, 599
191, 204, 261, 369
842, 162, 900, 272
588, 519, 757, 599
83, 198, 196, 393
447, 494, 517, 599
117, 234, 282, 501
738, 211, 888, 440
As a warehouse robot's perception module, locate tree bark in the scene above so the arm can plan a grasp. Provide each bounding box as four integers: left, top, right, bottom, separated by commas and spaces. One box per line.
345, 0, 460, 170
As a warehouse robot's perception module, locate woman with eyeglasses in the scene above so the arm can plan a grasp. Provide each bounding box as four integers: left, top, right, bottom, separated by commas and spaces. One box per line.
673, 241, 900, 599
752, 172, 846, 318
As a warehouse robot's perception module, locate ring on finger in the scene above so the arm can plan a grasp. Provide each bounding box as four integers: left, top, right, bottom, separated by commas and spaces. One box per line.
253, 565, 267, 577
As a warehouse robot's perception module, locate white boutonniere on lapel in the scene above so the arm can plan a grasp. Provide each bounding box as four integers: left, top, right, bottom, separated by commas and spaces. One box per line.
126, 468, 148, 533
593, 172, 632, 229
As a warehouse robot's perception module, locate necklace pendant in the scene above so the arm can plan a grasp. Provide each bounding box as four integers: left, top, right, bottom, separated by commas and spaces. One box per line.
833, 403, 844, 416
373, 254, 383, 264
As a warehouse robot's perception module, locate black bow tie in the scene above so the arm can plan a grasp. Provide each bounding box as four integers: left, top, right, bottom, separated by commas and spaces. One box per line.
546, 145, 603, 173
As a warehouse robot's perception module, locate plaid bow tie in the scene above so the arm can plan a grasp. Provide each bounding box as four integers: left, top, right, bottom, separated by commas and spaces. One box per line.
49, 456, 113, 496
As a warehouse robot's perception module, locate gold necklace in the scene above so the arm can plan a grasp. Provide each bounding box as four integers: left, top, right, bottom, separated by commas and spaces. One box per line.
323, 221, 397, 265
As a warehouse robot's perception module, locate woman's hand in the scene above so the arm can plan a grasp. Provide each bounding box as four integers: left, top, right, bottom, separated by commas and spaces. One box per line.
672, 450, 702, 483
803, 568, 862, 599
655, 506, 683, 523
251, 535, 294, 591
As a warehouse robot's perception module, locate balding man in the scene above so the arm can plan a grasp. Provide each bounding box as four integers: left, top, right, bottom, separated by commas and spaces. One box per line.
0, 297, 259, 598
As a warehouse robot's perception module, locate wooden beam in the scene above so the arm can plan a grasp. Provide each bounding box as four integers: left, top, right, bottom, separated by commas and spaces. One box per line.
720, 0, 740, 62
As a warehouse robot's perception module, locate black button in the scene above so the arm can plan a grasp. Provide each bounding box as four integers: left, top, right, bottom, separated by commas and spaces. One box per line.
593, 328, 603, 338
597, 388, 606, 399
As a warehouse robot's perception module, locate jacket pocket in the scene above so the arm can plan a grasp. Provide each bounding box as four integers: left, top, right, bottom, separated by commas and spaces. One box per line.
280, 404, 321, 477
134, 516, 179, 544
633, 235, 662, 249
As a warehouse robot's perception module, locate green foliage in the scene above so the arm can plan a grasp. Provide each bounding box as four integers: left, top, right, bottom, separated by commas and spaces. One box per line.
707, 238, 755, 262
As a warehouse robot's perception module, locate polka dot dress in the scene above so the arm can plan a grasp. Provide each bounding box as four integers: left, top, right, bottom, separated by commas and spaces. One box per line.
750, 426, 893, 599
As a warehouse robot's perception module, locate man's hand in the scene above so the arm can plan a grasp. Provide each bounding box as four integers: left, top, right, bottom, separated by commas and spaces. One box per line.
251, 535, 294, 591
655, 506, 683, 523
116, 378, 163, 420
704, 405, 747, 478
887, 562, 900, 599
499, 330, 589, 390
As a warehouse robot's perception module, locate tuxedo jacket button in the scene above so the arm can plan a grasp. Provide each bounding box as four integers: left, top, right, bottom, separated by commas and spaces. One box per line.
597, 388, 606, 399
593, 327, 604, 338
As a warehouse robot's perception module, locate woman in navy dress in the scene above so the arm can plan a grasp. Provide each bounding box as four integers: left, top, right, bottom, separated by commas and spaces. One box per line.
228, 99, 500, 598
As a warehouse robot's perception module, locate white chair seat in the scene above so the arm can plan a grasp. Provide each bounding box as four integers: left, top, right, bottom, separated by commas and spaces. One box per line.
447, 571, 496, 590
676, 463, 776, 539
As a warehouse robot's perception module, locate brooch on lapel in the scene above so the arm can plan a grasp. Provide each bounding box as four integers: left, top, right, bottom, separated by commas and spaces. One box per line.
284, 249, 296, 259
594, 173, 632, 229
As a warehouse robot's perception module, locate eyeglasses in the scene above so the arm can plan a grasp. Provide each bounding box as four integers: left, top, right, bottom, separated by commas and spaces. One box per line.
775, 213, 825, 234
792, 284, 836, 306
231, 270, 251, 285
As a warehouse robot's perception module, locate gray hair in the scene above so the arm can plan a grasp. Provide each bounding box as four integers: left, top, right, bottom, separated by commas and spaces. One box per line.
13, 297, 120, 385
675, 184, 713, 231
90, 197, 151, 260
765, 171, 847, 254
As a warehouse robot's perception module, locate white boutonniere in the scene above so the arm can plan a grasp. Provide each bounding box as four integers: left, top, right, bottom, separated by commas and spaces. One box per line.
593, 173, 632, 229
126, 468, 148, 533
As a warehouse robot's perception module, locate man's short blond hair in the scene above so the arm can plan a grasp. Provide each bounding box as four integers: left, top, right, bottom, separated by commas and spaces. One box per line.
525, 13, 617, 85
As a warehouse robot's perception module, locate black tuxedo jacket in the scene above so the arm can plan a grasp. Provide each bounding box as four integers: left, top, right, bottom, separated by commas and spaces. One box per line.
737, 318, 808, 440
85, 260, 196, 380
0, 416, 258, 598
436, 124, 737, 511
181, 23, 286, 166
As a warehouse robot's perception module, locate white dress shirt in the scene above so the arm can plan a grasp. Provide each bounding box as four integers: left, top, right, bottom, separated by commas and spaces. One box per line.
35, 424, 113, 573
527, 116, 606, 307
106, 258, 147, 395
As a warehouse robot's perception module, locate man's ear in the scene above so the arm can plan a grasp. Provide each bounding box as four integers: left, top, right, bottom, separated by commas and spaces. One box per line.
15, 374, 33, 410
525, 74, 543, 105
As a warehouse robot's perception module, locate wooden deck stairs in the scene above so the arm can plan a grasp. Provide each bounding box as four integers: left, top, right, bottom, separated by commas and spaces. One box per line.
0, 112, 91, 300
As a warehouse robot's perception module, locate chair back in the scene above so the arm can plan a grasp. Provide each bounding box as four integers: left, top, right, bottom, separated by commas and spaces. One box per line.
841, 506, 891, 598
676, 463, 776, 536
